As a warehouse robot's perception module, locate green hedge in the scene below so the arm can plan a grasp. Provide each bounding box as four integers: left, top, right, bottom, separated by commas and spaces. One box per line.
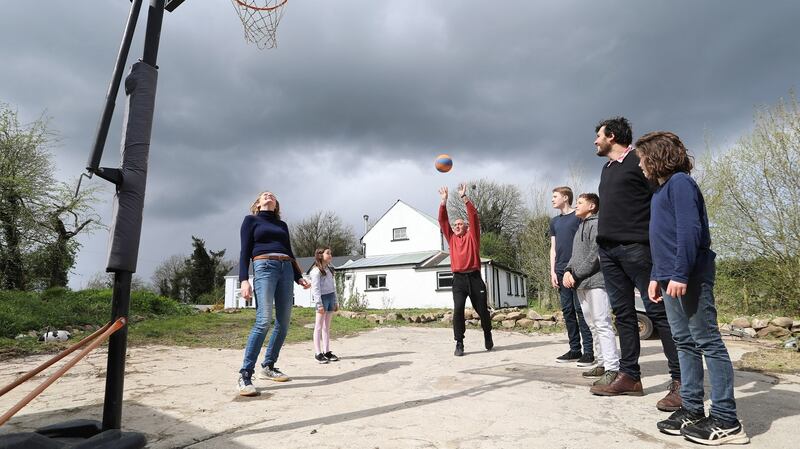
0, 288, 191, 339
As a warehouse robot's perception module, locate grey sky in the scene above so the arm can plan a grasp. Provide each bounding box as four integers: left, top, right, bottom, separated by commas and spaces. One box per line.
2, 1, 799, 288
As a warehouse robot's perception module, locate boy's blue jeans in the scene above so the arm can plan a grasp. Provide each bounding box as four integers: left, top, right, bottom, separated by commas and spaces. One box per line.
240, 259, 294, 374
660, 269, 738, 424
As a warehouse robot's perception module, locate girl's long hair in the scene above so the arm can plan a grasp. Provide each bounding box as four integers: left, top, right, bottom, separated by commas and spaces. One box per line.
313, 247, 332, 277
249, 191, 281, 218
635, 131, 694, 181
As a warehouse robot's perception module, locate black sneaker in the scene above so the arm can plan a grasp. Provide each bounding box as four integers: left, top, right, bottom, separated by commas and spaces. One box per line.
555, 351, 581, 363
454, 341, 464, 357
484, 332, 494, 351
682, 416, 750, 445
315, 353, 329, 364
657, 408, 705, 436
576, 354, 595, 367
324, 351, 339, 362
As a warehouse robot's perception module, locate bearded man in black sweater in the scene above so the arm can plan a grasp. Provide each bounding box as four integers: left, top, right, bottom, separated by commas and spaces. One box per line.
588, 117, 682, 412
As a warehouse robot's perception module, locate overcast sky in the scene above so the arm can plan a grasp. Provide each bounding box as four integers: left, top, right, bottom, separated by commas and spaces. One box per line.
2, 0, 799, 289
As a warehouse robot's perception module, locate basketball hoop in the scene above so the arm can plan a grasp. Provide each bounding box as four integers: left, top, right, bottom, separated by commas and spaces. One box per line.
230, 0, 288, 49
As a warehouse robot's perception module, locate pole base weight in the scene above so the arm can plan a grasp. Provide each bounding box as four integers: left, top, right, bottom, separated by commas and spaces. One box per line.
0, 420, 145, 449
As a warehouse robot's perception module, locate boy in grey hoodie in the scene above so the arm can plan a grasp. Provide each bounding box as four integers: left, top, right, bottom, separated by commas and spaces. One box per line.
563, 193, 620, 387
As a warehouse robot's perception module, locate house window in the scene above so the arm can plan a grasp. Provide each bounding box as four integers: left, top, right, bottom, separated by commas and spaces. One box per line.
366, 274, 387, 290
514, 275, 519, 296
437, 272, 454, 289
506, 272, 512, 295
520, 278, 525, 297
392, 227, 408, 241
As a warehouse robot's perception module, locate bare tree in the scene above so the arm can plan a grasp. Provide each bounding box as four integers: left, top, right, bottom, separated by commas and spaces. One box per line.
152, 254, 189, 301
290, 210, 357, 257
446, 179, 526, 237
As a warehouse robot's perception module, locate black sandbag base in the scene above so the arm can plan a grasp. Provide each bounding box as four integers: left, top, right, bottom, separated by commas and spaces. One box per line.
0, 420, 145, 449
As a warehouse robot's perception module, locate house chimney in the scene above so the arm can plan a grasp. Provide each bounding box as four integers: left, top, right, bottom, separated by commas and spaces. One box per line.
363, 214, 369, 234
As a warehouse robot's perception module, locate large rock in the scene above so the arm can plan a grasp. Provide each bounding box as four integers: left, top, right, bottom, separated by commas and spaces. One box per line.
756, 325, 791, 339
527, 310, 544, 320
771, 317, 794, 329
516, 318, 535, 328
466, 319, 479, 326
730, 317, 751, 329
540, 320, 557, 328
501, 320, 516, 329
793, 321, 800, 332
465, 309, 477, 319
541, 314, 555, 322
492, 314, 507, 322
743, 328, 757, 338
719, 323, 732, 333
385, 312, 403, 321
506, 311, 525, 321
751, 318, 769, 330
441, 315, 453, 324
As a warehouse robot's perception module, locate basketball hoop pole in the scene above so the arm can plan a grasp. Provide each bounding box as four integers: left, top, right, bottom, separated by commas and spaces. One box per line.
100, 0, 166, 434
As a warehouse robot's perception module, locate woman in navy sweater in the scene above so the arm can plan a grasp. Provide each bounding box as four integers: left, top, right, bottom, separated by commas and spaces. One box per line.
637, 132, 748, 445
237, 191, 309, 396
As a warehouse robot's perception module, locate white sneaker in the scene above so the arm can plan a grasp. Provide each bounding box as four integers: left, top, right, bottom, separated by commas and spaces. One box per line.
258, 365, 291, 382
237, 373, 257, 396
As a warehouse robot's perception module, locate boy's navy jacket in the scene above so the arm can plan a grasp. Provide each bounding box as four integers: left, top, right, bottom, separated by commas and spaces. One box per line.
649, 172, 714, 284
564, 214, 604, 290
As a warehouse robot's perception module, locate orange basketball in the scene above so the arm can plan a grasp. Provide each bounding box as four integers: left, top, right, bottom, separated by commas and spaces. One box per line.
435, 154, 453, 173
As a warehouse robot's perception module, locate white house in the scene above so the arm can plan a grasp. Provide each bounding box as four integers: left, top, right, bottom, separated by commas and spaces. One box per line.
339, 200, 528, 309
223, 199, 528, 310
223, 255, 360, 309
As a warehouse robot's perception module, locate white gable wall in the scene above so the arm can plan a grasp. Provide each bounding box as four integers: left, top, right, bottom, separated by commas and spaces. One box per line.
362, 201, 443, 257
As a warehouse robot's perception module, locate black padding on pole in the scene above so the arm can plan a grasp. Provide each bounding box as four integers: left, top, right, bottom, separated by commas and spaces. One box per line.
106, 61, 158, 273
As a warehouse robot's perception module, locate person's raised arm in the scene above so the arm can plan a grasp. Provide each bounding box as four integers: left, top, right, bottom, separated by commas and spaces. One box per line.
438, 186, 453, 241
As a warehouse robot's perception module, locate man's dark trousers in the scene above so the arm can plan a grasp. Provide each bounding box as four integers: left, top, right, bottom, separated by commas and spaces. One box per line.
599, 242, 680, 381
452, 271, 492, 342
557, 272, 593, 355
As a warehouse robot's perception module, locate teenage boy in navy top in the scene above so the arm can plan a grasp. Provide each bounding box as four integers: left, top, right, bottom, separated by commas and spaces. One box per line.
549, 186, 594, 366
637, 131, 748, 445
588, 117, 682, 413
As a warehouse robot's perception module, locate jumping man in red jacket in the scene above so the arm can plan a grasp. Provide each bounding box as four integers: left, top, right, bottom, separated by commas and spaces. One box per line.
438, 183, 494, 356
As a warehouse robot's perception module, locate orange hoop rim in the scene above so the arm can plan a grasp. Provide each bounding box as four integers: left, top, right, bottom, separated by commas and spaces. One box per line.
232, 0, 288, 12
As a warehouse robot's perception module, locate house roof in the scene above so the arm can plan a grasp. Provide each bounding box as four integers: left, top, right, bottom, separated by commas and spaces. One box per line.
360, 199, 439, 240
338, 250, 440, 269
337, 250, 526, 276
226, 255, 362, 278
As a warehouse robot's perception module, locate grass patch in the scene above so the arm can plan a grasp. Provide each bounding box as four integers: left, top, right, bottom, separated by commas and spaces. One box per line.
735, 348, 800, 374
128, 307, 377, 349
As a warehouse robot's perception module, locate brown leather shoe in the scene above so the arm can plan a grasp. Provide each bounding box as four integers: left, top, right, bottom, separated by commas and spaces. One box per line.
656, 379, 682, 411
590, 371, 643, 396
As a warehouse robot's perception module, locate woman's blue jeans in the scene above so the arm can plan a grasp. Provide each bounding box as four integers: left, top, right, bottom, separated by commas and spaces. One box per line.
660, 272, 738, 424
240, 259, 294, 374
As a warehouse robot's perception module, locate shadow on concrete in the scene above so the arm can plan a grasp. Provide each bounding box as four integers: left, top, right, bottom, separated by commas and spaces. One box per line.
234, 372, 532, 437
339, 351, 414, 360
486, 340, 554, 354
266, 361, 412, 391
0, 401, 251, 449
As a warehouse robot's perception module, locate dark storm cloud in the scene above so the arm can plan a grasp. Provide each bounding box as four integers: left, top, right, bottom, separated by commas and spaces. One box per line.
2, 0, 799, 286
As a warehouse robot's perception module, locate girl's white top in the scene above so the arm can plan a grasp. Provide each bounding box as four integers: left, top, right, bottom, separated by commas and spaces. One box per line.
310, 266, 337, 308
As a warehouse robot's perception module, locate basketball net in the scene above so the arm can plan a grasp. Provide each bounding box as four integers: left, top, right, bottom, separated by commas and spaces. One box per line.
230, 0, 288, 49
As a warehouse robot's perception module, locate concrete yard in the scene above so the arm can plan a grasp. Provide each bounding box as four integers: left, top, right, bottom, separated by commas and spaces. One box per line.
1, 327, 799, 448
